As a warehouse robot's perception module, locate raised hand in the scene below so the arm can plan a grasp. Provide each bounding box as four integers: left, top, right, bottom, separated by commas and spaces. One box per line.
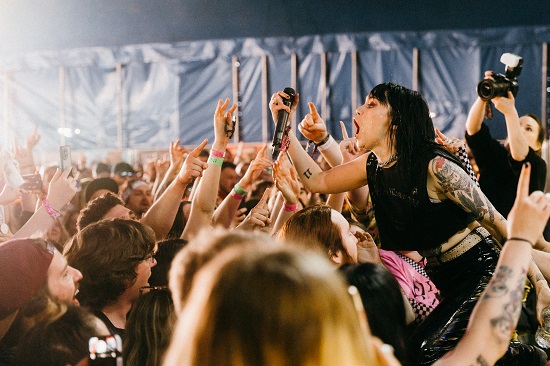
507, 163, 550, 245
339, 121, 360, 163
45, 167, 77, 210
269, 90, 300, 125
214, 98, 237, 147
178, 139, 209, 185
170, 139, 189, 170
273, 153, 300, 205
240, 145, 272, 188
236, 188, 272, 231
298, 102, 328, 143
26, 127, 41, 151
434, 128, 463, 154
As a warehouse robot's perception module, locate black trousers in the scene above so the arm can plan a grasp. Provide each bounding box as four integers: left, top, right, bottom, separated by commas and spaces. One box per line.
407, 237, 546, 366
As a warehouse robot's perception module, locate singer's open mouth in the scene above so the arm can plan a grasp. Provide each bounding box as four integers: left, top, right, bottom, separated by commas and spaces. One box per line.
353, 119, 360, 135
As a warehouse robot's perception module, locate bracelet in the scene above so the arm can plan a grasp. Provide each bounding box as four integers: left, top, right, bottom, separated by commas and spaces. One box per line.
506, 237, 534, 246
232, 192, 245, 200
314, 133, 331, 147
283, 203, 297, 212
207, 156, 224, 166
234, 184, 247, 196
42, 199, 61, 220
316, 135, 335, 151
210, 149, 225, 158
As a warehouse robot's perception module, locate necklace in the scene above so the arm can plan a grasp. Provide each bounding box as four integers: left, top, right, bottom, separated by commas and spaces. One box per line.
377, 154, 398, 168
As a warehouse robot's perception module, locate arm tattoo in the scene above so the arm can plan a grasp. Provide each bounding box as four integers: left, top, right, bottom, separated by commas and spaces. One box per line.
481, 265, 526, 344
431, 157, 495, 222
303, 168, 312, 179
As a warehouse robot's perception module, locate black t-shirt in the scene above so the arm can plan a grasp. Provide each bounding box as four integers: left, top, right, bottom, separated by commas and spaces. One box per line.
94, 310, 125, 340
465, 122, 547, 218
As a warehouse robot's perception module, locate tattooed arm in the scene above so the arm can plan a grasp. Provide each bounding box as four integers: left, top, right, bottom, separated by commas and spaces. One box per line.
428, 155, 507, 240
435, 163, 550, 366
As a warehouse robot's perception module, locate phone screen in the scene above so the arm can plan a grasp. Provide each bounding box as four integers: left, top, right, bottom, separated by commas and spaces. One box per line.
88, 335, 122, 366
59, 145, 73, 176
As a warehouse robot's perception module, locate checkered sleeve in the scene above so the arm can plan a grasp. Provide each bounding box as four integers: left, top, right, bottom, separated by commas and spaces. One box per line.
457, 145, 479, 187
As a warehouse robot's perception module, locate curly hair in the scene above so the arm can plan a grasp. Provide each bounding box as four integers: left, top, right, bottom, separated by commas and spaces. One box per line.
77, 192, 125, 232
64, 219, 156, 311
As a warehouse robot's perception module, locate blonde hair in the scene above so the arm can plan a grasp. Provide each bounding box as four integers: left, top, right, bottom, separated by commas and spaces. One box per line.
163, 235, 374, 366
168, 227, 274, 313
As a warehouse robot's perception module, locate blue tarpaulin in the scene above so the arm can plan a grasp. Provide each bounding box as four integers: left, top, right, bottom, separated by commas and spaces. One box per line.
1, 26, 549, 155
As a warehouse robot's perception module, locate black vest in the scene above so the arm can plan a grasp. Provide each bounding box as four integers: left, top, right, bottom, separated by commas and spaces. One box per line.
366, 148, 470, 251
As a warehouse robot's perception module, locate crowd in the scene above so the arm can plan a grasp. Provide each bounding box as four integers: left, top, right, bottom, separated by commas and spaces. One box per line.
0, 70, 550, 366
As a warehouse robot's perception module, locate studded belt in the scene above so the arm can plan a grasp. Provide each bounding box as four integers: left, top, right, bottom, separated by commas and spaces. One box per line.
426, 226, 491, 266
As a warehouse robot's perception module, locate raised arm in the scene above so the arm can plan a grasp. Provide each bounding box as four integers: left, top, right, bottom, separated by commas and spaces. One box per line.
492, 91, 529, 161
142, 139, 207, 240
465, 71, 493, 136
436, 163, 550, 365
269, 90, 368, 195
270, 153, 300, 235
212, 144, 272, 228
12, 167, 76, 239
182, 99, 236, 240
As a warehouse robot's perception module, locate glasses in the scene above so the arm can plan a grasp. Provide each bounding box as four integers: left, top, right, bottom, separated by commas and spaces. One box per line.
119, 171, 134, 177
139, 286, 169, 296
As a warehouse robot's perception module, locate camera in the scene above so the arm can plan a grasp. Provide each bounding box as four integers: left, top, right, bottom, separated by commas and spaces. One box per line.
477, 53, 523, 101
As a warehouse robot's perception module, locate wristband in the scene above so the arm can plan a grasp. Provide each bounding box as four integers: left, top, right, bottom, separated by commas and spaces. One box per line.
506, 237, 534, 247
314, 133, 331, 147
207, 156, 224, 166
232, 192, 245, 200
210, 149, 225, 158
283, 203, 297, 212
42, 199, 61, 220
316, 135, 335, 152
234, 184, 247, 196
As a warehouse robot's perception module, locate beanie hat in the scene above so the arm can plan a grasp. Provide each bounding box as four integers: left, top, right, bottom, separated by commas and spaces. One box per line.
0, 238, 55, 319
84, 177, 119, 203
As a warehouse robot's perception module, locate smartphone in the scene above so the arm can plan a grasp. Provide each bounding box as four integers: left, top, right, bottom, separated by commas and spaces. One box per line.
88, 335, 122, 366
59, 145, 73, 176
21, 173, 43, 191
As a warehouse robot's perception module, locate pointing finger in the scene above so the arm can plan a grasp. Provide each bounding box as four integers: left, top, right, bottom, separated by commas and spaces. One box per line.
308, 102, 319, 118
189, 139, 208, 157
340, 121, 349, 139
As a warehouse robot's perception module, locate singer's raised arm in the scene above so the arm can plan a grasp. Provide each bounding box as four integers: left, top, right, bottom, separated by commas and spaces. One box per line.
269, 91, 369, 195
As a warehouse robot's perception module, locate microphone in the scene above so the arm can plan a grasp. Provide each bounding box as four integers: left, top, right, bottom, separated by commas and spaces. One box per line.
271, 87, 296, 160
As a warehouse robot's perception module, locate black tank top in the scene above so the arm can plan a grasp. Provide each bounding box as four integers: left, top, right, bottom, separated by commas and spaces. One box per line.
366, 148, 470, 251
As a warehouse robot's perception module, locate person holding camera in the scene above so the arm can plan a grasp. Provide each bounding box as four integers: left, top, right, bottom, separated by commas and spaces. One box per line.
465, 70, 547, 220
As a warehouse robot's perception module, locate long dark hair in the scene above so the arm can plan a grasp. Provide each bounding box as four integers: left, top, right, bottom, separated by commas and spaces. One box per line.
339, 262, 409, 365
369, 82, 462, 183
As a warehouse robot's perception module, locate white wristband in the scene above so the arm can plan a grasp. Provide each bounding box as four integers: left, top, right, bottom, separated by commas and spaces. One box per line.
316, 135, 335, 151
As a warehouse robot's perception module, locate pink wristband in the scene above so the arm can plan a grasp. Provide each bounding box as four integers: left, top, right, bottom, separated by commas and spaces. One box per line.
210, 149, 225, 158
42, 199, 61, 220
283, 203, 297, 212
232, 192, 244, 200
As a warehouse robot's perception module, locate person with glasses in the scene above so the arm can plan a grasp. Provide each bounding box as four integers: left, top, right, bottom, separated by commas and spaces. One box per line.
64, 218, 157, 339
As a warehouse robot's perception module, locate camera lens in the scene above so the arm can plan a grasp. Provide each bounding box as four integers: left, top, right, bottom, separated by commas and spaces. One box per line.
477, 79, 496, 101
